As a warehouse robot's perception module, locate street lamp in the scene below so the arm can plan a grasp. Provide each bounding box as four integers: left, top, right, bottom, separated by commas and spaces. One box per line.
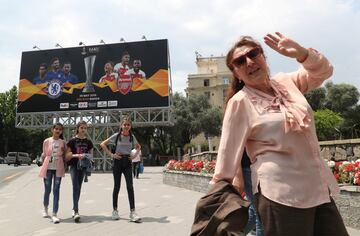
33, 45, 41, 50
334, 127, 342, 140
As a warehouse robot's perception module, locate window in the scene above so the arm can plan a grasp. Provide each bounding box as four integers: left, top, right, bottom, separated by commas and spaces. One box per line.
204, 79, 210, 87
204, 91, 210, 99
223, 77, 229, 85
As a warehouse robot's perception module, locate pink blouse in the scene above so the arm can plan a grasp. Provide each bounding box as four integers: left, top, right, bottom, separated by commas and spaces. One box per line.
211, 49, 339, 208
39, 137, 66, 178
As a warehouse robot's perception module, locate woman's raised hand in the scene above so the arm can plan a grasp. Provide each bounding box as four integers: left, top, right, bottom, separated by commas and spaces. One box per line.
264, 32, 308, 62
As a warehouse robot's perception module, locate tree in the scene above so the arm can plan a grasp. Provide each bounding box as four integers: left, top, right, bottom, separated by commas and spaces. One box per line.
304, 87, 326, 111
169, 92, 222, 155
0, 86, 48, 157
324, 82, 359, 114
314, 109, 343, 141
200, 107, 222, 138
0, 86, 18, 155
340, 104, 360, 139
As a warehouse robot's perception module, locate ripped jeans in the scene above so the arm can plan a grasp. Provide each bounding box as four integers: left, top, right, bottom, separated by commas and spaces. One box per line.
43, 169, 62, 214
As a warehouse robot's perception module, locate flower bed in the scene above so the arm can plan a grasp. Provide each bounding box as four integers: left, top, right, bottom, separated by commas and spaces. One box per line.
165, 159, 216, 175
165, 159, 360, 186
327, 160, 360, 185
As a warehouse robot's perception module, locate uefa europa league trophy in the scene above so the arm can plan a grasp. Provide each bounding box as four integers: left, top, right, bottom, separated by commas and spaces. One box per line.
82, 55, 96, 93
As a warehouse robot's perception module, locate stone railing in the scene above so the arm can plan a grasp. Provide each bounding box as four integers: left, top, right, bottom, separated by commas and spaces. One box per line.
163, 171, 360, 230
319, 138, 360, 161
183, 139, 360, 162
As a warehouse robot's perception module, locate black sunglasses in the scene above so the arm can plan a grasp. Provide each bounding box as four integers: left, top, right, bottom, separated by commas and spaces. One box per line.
232, 47, 262, 67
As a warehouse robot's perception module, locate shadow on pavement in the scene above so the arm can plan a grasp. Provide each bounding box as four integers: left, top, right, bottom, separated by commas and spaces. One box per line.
60, 215, 113, 224
141, 216, 170, 223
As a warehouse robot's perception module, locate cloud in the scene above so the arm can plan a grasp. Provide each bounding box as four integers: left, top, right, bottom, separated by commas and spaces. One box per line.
0, 0, 359, 96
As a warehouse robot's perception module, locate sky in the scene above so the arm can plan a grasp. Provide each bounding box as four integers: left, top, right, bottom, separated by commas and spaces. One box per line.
0, 0, 359, 95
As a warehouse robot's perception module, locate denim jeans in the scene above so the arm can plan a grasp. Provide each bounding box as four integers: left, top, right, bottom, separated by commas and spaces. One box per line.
69, 166, 85, 212
132, 161, 140, 178
112, 159, 135, 210
243, 166, 264, 236
43, 169, 62, 214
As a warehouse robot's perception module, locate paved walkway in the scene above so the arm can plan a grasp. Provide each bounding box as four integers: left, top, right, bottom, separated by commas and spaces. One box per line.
0, 166, 359, 236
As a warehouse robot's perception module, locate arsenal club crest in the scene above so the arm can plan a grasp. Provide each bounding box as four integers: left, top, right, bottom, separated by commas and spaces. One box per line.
118, 75, 132, 95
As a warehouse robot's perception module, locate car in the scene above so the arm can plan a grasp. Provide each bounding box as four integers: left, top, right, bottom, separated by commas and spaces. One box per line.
33, 156, 42, 166
5, 152, 32, 166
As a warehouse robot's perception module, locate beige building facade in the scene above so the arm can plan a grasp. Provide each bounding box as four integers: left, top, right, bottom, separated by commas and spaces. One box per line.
185, 55, 232, 151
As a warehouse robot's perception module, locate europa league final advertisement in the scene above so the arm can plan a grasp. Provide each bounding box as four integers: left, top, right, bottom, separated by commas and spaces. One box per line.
17, 39, 169, 113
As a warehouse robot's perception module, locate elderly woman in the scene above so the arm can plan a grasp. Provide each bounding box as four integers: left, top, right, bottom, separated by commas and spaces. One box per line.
211, 32, 348, 236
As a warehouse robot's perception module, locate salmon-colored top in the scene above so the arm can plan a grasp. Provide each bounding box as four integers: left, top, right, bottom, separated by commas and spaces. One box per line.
211, 49, 339, 208
39, 137, 66, 178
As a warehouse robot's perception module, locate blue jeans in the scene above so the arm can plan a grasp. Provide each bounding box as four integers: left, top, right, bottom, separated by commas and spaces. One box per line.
69, 166, 85, 212
243, 166, 264, 236
43, 170, 62, 214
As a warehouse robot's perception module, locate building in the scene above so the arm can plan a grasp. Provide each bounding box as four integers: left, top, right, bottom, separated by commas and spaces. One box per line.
185, 54, 232, 152
186, 55, 232, 108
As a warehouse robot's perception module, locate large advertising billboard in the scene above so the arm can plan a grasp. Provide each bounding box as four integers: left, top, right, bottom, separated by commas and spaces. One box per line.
17, 39, 169, 113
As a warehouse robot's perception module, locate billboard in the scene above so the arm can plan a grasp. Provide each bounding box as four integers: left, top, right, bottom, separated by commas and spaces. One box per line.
17, 39, 169, 113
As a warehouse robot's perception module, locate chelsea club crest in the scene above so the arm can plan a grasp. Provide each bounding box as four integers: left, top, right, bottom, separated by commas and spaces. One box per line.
47, 79, 63, 99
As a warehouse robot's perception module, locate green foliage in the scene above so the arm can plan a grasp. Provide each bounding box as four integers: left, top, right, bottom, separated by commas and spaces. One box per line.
170, 92, 222, 155
200, 107, 222, 138
324, 82, 359, 114
0, 86, 48, 157
314, 109, 343, 140
304, 87, 326, 111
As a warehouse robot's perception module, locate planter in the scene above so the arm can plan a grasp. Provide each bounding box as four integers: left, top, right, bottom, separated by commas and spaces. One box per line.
163, 170, 212, 193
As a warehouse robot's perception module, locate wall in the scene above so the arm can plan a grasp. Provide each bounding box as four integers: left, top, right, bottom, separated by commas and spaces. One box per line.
319, 138, 360, 161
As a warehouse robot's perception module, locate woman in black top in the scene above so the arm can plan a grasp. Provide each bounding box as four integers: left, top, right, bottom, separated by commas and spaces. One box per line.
66, 121, 94, 223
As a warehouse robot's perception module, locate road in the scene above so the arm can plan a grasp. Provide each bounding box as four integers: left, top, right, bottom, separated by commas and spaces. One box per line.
0, 164, 33, 188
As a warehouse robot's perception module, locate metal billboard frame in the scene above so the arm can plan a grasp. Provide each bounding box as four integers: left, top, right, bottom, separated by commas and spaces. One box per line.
16, 107, 173, 171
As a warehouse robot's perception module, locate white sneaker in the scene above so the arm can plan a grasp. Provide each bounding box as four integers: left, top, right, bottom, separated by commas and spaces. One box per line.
129, 210, 141, 222
52, 214, 60, 224
71, 210, 75, 218
74, 213, 81, 223
112, 210, 120, 220
42, 207, 49, 218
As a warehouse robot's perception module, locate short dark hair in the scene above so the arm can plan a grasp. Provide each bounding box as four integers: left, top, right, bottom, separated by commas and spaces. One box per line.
51, 57, 60, 64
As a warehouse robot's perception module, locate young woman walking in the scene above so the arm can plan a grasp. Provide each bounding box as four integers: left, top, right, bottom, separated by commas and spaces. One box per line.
66, 121, 94, 223
39, 123, 66, 224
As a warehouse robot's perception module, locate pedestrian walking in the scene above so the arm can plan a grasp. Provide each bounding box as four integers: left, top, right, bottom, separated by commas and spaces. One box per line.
39, 123, 66, 224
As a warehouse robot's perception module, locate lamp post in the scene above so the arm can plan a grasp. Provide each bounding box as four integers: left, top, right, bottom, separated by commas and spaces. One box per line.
32, 45, 41, 50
